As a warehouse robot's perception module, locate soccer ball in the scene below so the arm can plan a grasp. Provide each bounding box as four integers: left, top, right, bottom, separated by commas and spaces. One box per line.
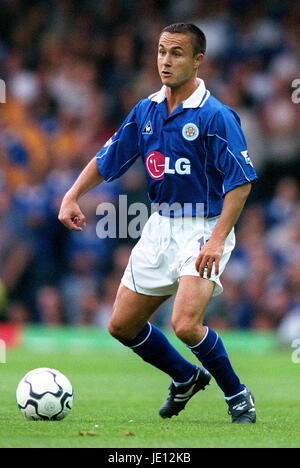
16, 368, 73, 421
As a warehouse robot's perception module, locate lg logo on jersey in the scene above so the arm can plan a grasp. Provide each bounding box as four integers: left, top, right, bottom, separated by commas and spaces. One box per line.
145, 151, 191, 180
165, 157, 191, 175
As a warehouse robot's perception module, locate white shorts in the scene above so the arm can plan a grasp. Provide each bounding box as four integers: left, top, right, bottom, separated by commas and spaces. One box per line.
121, 212, 235, 297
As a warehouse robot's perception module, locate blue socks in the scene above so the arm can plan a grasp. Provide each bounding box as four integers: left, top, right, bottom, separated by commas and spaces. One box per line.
189, 327, 245, 398
121, 322, 196, 383
122, 323, 244, 398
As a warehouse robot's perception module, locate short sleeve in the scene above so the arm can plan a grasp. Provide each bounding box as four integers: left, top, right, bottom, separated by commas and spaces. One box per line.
206, 107, 258, 195
96, 105, 140, 182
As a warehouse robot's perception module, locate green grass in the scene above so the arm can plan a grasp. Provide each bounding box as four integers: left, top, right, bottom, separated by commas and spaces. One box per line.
0, 340, 299, 448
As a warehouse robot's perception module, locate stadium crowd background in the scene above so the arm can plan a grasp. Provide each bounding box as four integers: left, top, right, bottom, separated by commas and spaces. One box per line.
0, 0, 299, 338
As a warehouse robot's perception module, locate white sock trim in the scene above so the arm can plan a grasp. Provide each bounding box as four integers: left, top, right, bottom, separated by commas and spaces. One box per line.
188, 326, 209, 349
225, 387, 247, 401
130, 323, 152, 349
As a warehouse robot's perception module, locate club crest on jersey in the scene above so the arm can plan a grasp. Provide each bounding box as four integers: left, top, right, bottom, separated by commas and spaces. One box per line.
182, 123, 199, 141
142, 121, 153, 134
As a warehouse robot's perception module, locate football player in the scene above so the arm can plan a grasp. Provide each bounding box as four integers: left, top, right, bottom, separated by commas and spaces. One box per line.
59, 23, 257, 424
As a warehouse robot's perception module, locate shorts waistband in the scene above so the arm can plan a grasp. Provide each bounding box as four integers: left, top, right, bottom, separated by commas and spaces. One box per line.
154, 212, 220, 224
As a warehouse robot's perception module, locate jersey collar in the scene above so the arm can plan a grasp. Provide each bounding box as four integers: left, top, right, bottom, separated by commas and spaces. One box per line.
149, 78, 209, 108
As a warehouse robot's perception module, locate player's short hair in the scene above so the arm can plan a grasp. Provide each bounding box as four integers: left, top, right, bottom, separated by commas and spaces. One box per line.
161, 23, 206, 56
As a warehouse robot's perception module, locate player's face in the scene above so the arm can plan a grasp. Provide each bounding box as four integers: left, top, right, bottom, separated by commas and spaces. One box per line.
157, 33, 202, 88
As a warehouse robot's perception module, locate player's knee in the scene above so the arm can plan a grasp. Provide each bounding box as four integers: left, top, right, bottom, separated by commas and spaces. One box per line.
172, 319, 193, 343
107, 317, 137, 343
172, 317, 206, 344
107, 319, 127, 341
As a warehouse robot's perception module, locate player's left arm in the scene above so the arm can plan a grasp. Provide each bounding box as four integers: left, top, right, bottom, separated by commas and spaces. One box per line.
196, 107, 258, 279
195, 182, 251, 278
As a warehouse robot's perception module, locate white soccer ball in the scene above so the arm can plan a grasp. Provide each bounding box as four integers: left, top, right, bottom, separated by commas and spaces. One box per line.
16, 367, 73, 421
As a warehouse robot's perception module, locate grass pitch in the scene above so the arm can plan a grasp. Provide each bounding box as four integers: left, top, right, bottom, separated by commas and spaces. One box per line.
0, 332, 299, 448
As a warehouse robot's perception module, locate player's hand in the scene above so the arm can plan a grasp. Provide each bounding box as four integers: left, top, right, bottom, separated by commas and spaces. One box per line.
195, 238, 224, 279
58, 195, 86, 231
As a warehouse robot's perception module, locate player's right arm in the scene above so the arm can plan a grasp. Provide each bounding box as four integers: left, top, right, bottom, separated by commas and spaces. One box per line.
58, 157, 104, 231
58, 104, 141, 231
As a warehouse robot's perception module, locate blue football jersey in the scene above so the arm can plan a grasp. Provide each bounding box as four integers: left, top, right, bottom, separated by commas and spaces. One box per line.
96, 79, 258, 218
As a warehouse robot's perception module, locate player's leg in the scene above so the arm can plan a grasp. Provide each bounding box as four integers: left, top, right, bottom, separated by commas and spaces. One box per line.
171, 276, 214, 345
171, 276, 255, 423
108, 284, 198, 383
172, 276, 244, 395
158, 277, 215, 418
108, 283, 167, 340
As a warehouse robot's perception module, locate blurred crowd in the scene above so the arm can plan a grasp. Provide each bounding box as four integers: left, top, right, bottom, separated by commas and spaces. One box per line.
0, 0, 299, 335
